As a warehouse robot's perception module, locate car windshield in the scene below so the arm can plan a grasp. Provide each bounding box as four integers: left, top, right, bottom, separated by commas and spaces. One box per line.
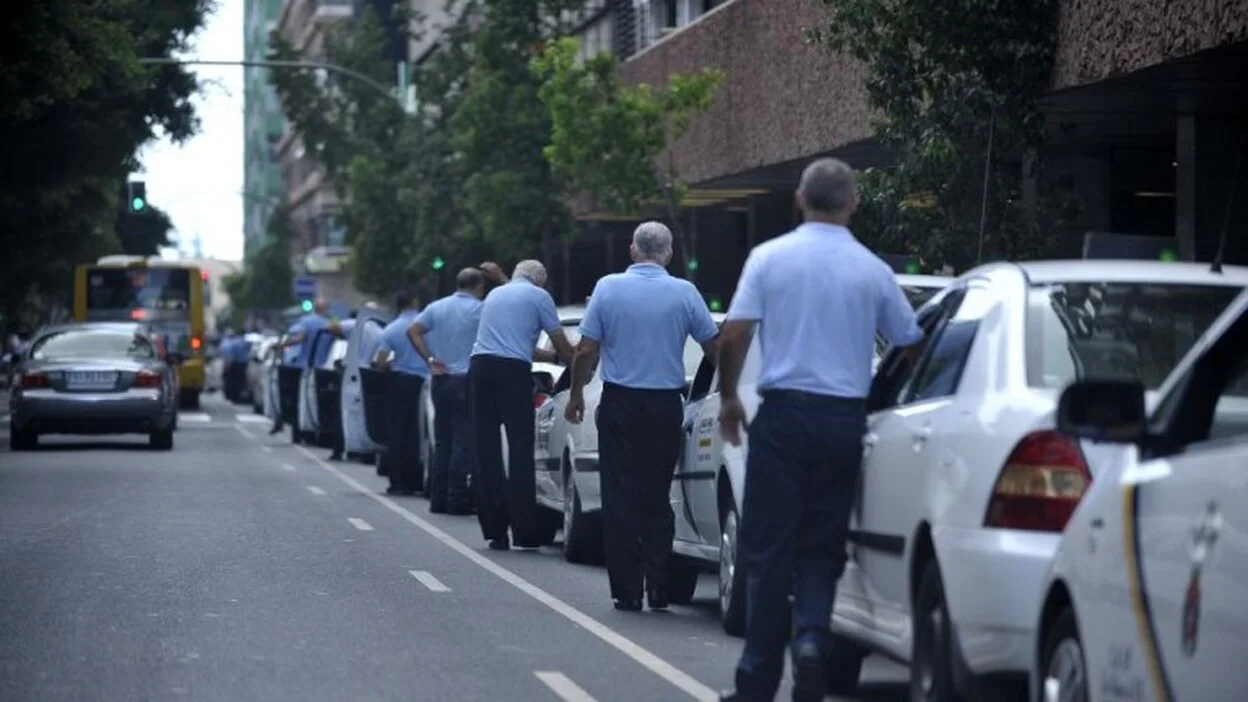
30, 329, 155, 360
1027, 282, 1242, 389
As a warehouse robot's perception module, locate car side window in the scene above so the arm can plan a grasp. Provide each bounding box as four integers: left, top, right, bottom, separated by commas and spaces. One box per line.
867, 293, 961, 412
897, 284, 993, 404
1161, 308, 1248, 449
689, 357, 716, 402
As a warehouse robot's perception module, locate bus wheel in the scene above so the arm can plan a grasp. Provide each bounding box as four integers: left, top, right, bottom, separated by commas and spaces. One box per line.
179, 389, 200, 410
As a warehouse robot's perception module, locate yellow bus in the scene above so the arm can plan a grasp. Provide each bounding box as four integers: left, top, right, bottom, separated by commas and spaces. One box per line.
73, 256, 208, 409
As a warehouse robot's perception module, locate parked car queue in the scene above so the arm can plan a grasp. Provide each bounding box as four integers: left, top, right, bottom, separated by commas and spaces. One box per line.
228, 259, 1246, 702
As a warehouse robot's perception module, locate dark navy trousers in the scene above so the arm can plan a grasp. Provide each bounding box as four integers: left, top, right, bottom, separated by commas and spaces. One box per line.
733, 391, 866, 699
428, 373, 473, 508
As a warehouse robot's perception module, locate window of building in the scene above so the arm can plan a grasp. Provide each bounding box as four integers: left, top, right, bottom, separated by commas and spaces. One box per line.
634, 0, 716, 51
577, 13, 615, 63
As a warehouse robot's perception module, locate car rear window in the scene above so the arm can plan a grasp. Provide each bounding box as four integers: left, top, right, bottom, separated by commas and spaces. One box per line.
31, 329, 155, 360
1026, 282, 1241, 389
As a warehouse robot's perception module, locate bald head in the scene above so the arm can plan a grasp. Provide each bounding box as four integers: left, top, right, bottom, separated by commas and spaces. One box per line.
314, 298, 328, 315
456, 267, 486, 298
797, 158, 858, 222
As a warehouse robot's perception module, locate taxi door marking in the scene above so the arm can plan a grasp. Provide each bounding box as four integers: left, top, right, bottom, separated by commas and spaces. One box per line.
1122, 483, 1175, 702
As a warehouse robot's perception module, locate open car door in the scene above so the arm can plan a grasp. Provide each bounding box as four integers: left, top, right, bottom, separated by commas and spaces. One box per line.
298, 329, 335, 443
344, 310, 392, 453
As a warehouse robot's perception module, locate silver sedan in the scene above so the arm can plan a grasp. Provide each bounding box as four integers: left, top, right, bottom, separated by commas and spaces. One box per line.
8, 322, 181, 451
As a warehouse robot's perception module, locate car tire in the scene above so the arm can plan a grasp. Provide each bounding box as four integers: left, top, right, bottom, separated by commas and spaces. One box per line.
1040, 607, 1086, 702
910, 560, 965, 702
666, 557, 700, 605
150, 428, 174, 451
719, 503, 747, 637
9, 429, 37, 451
562, 466, 602, 564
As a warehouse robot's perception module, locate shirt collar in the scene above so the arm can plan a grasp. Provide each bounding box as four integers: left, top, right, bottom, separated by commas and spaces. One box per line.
452, 291, 476, 300
627, 262, 668, 277
797, 222, 854, 238
512, 274, 537, 285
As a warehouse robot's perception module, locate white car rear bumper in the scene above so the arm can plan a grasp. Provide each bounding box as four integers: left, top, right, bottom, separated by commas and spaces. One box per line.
932, 525, 1059, 675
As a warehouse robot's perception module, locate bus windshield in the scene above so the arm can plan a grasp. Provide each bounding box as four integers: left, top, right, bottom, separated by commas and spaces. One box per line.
87, 267, 191, 311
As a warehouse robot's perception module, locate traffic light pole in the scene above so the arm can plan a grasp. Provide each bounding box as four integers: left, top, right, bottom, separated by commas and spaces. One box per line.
137, 58, 400, 103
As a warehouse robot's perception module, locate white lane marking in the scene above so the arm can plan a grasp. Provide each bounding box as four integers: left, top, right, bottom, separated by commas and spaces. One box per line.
306, 486, 327, 496
179, 412, 212, 423
347, 517, 374, 532
293, 444, 717, 701
409, 570, 451, 593
535, 672, 597, 702
281, 463, 297, 472
235, 414, 269, 424
233, 424, 255, 440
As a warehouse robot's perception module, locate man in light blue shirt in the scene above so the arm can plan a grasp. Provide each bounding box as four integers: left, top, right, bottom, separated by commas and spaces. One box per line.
373, 290, 428, 496
564, 221, 718, 612
407, 268, 486, 515
716, 159, 924, 702
277, 299, 330, 443
469, 260, 575, 551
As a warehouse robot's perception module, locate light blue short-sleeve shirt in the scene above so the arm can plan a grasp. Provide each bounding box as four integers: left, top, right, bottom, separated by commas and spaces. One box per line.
579, 263, 718, 390
415, 291, 483, 375
294, 313, 330, 367
471, 278, 561, 362
725, 223, 923, 398
379, 310, 429, 378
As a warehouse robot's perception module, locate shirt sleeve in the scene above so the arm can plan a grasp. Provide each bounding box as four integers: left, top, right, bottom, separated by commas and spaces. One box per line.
685, 283, 719, 342
877, 269, 925, 347
725, 249, 765, 322
536, 290, 562, 334
413, 304, 435, 332
577, 280, 606, 341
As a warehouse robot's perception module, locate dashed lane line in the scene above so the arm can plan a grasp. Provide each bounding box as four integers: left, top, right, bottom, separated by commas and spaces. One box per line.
179, 412, 212, 423
409, 570, 451, 593
306, 486, 327, 496
292, 443, 718, 702
235, 414, 269, 424
347, 517, 374, 532
535, 672, 597, 702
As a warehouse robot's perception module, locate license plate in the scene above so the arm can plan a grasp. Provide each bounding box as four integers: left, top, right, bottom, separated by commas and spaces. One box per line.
66, 371, 118, 389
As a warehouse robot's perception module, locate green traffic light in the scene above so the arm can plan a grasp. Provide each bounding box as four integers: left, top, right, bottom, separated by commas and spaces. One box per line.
131, 197, 146, 212
904, 261, 920, 274
1159, 248, 1177, 262
300, 299, 313, 312
687, 258, 699, 272
431, 256, 445, 271
709, 299, 723, 312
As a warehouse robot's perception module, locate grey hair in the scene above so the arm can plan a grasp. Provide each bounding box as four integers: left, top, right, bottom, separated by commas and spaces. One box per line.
513, 259, 547, 285
632, 221, 673, 261
798, 157, 857, 214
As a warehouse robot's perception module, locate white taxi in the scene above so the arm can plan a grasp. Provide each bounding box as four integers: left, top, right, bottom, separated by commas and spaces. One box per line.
1034, 286, 1248, 702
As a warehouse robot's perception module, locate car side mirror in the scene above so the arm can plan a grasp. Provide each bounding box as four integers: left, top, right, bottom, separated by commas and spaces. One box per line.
1056, 379, 1146, 444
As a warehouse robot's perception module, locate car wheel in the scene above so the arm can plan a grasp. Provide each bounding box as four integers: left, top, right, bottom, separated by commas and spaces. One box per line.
150, 428, 174, 451
719, 503, 747, 637
910, 560, 965, 702
562, 466, 602, 564
9, 429, 37, 451
1041, 607, 1087, 702
666, 557, 700, 605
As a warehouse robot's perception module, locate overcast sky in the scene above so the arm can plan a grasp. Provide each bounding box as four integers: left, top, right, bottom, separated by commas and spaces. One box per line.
140, 0, 245, 262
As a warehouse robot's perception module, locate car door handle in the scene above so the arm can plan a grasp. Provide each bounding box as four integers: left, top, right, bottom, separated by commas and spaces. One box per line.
1193, 502, 1222, 559
1089, 517, 1105, 529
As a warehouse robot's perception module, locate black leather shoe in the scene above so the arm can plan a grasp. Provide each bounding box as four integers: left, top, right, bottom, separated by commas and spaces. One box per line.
613, 598, 643, 612
386, 486, 416, 497
430, 502, 448, 514
791, 639, 826, 702
647, 589, 669, 611
487, 536, 510, 551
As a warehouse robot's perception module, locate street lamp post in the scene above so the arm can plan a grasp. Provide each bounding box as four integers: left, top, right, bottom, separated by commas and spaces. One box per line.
137, 57, 403, 106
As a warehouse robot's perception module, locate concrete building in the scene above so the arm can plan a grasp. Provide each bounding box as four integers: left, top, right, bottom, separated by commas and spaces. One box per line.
242, 0, 288, 258
553, 0, 1248, 304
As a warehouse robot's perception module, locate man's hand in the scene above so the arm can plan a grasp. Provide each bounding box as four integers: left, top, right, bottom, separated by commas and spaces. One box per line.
428, 357, 450, 375
479, 261, 508, 283
719, 396, 748, 446
565, 394, 585, 424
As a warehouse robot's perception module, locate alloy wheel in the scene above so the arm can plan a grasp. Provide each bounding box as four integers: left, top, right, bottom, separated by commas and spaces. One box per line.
719, 510, 738, 614
1045, 638, 1087, 702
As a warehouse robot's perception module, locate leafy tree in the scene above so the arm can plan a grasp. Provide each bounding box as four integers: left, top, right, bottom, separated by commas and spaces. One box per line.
0, 0, 210, 324
531, 36, 723, 278
808, 0, 1077, 271
116, 204, 175, 256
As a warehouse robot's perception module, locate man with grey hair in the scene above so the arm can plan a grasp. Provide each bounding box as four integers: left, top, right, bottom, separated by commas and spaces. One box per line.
406, 267, 487, 515
565, 220, 718, 612
469, 259, 575, 550
716, 158, 924, 702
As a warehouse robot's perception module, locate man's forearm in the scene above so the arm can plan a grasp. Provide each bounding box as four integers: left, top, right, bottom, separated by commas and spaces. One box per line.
569, 351, 595, 397
407, 328, 434, 362
718, 337, 746, 399
533, 348, 557, 363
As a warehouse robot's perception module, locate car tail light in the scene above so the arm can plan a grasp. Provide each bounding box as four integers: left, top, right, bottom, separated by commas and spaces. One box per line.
534, 392, 550, 408
190, 336, 202, 351
984, 430, 1091, 532
134, 370, 162, 388
20, 372, 49, 389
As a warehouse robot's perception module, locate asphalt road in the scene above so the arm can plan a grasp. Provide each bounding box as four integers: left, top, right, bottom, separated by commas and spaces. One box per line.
0, 395, 907, 702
